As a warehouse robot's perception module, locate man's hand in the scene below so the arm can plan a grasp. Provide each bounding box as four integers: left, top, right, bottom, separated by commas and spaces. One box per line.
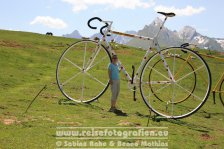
109, 80, 113, 85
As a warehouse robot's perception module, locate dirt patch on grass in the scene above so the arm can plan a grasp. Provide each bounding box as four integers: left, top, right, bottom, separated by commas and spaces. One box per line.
57, 121, 82, 126
117, 120, 141, 127
0, 40, 27, 48
200, 133, 213, 140
0, 116, 21, 125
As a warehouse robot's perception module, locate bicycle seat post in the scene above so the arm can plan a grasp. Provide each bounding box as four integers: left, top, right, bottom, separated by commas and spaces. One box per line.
154, 16, 168, 39
154, 12, 175, 39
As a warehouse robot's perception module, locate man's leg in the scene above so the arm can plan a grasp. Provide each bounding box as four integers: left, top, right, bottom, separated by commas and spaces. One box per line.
111, 100, 116, 108
110, 80, 118, 111
113, 80, 120, 108
116, 80, 120, 99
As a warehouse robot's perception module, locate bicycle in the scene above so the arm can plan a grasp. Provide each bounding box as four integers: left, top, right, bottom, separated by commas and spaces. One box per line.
182, 43, 224, 107
56, 12, 212, 119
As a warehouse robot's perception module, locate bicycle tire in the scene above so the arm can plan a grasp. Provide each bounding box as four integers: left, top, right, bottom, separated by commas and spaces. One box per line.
140, 47, 211, 119
56, 40, 112, 103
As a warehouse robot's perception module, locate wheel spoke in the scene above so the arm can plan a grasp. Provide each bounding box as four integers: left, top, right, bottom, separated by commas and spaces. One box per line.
87, 55, 108, 71
171, 83, 176, 116
172, 49, 176, 78
147, 65, 170, 81
175, 82, 202, 101
174, 55, 191, 78
64, 57, 82, 70
85, 46, 102, 70
61, 71, 82, 86
149, 81, 172, 84
171, 50, 177, 116
176, 65, 205, 83
85, 45, 99, 68
83, 42, 87, 69
81, 73, 85, 102
85, 72, 107, 87
146, 82, 172, 98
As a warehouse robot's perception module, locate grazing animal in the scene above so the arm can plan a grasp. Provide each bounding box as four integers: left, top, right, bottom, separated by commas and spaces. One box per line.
93, 37, 100, 41
46, 32, 53, 36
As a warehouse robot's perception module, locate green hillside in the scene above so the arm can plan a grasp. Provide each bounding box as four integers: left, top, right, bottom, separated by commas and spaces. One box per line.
0, 29, 223, 148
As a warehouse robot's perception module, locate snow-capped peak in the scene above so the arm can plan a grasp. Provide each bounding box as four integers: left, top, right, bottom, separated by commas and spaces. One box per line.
178, 26, 197, 40
194, 36, 207, 44
216, 39, 224, 49
152, 17, 163, 26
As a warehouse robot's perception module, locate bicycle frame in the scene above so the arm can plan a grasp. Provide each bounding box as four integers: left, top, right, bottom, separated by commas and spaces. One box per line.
85, 16, 175, 87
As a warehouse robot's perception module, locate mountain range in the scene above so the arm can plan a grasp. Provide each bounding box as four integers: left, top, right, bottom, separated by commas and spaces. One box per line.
63, 18, 224, 51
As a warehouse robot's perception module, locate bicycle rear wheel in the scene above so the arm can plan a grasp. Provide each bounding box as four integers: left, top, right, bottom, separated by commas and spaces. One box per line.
219, 79, 224, 106
56, 40, 111, 103
140, 47, 211, 119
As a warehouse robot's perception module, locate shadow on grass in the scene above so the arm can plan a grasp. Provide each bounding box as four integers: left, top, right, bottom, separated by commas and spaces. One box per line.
58, 98, 105, 111
58, 98, 77, 105
135, 111, 213, 133
163, 119, 212, 133
57, 99, 129, 116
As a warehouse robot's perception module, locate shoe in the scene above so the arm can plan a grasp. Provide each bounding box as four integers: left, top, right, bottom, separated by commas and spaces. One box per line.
108, 107, 115, 112
109, 107, 122, 113
114, 109, 128, 116
114, 108, 123, 113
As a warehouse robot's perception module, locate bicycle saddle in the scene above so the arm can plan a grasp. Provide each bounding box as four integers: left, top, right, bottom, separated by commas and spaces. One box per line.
157, 12, 176, 17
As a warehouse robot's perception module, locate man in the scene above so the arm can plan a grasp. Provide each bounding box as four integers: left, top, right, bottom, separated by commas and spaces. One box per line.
108, 55, 120, 112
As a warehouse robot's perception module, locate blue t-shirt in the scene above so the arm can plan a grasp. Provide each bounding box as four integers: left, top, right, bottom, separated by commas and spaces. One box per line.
109, 63, 120, 80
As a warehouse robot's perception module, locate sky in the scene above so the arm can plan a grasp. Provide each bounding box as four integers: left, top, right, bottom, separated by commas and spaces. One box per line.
0, 0, 223, 38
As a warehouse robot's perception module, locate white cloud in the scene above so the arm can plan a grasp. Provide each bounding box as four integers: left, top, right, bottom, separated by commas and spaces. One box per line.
154, 5, 206, 16
30, 16, 68, 29
62, 0, 155, 12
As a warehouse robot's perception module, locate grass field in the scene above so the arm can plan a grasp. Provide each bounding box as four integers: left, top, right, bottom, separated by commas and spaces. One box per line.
0, 29, 223, 149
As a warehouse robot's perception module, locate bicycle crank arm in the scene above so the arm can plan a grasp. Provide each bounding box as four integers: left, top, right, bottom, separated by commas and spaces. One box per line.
133, 86, 137, 101
212, 91, 216, 104
131, 65, 137, 101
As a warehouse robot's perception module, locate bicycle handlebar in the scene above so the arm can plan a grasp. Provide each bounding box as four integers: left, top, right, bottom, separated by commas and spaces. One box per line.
87, 17, 110, 36
87, 17, 102, 29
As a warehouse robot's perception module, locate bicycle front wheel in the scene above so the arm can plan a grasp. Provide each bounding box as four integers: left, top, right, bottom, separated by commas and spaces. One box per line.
140, 47, 211, 119
56, 40, 111, 103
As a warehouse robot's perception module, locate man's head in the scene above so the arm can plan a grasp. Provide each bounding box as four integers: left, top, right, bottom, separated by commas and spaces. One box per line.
112, 55, 118, 63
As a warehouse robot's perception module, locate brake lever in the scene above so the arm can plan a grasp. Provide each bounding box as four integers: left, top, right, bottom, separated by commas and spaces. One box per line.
100, 23, 111, 36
